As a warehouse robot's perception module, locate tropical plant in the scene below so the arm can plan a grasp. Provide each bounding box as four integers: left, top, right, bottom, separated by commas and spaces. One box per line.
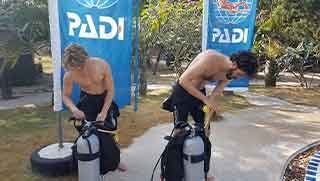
138, 0, 202, 95
157, 0, 202, 76
0, 0, 49, 98
254, 0, 320, 87
279, 41, 319, 88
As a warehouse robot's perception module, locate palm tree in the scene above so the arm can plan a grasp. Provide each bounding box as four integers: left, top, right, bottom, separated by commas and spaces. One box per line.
0, 0, 49, 99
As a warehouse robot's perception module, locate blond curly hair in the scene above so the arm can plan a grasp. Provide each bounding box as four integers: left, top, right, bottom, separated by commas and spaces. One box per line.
63, 43, 88, 70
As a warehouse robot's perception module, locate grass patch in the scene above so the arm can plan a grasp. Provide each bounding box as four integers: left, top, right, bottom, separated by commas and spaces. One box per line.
250, 85, 320, 108
0, 106, 77, 181
0, 90, 172, 181
0, 88, 250, 181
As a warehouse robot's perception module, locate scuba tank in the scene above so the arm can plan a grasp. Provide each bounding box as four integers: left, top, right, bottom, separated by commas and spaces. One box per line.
155, 123, 211, 181
73, 120, 102, 181
153, 105, 212, 181
183, 106, 212, 181
183, 126, 206, 181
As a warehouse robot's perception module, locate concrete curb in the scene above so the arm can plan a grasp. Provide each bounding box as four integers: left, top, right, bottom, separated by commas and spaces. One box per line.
279, 140, 320, 181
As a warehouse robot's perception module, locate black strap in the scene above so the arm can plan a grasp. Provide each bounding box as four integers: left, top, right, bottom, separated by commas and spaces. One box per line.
151, 127, 175, 181
183, 153, 205, 163
76, 152, 100, 161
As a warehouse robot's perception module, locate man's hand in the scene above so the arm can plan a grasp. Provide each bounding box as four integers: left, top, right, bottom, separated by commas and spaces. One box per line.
71, 108, 85, 120
203, 96, 219, 112
96, 112, 107, 122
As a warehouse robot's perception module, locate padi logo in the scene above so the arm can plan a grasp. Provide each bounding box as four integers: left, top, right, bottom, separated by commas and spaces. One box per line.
67, 12, 124, 40
76, 0, 119, 9
212, 28, 248, 43
213, 0, 253, 24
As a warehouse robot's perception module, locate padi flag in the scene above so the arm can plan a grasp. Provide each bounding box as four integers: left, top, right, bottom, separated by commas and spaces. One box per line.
49, 0, 133, 111
202, 0, 258, 90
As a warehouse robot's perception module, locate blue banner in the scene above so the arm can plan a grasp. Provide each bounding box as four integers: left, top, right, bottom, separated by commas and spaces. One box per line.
58, 0, 133, 108
203, 0, 258, 88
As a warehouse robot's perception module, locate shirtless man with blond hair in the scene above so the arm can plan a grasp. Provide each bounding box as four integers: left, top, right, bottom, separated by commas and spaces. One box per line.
62, 43, 127, 174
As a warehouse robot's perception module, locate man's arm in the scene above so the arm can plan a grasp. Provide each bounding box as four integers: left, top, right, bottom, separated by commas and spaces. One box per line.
210, 79, 229, 97
100, 62, 114, 116
179, 78, 208, 103
62, 73, 78, 113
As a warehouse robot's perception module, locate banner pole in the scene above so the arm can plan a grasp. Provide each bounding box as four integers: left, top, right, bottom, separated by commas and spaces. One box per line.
202, 0, 209, 51
57, 111, 64, 148
134, 0, 140, 112
49, 0, 64, 147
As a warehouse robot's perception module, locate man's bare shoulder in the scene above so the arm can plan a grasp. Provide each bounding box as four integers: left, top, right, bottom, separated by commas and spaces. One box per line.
199, 50, 232, 72
90, 57, 106, 64
202, 49, 228, 60
90, 57, 111, 68
63, 71, 74, 82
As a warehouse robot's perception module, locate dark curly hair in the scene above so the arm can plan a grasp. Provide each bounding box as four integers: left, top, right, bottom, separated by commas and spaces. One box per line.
230, 50, 258, 77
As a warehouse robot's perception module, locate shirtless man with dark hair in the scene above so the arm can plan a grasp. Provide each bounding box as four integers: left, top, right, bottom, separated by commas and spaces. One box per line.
167, 49, 257, 181
172, 49, 258, 126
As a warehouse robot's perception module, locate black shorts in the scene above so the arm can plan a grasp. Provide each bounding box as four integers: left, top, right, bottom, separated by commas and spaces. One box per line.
77, 90, 119, 130
76, 90, 120, 174
171, 82, 206, 126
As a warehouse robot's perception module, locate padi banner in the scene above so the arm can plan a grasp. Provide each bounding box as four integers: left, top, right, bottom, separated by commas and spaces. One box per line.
202, 0, 258, 90
49, 0, 133, 111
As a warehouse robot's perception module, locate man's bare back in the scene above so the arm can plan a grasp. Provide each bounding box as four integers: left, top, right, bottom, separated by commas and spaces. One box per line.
180, 50, 232, 89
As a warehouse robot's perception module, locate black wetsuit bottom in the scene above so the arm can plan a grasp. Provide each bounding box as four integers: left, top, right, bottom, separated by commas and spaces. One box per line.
170, 82, 206, 126
76, 90, 120, 175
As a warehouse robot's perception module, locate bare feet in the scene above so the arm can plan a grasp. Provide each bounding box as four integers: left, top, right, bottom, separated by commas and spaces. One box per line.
207, 176, 215, 181
173, 128, 183, 136
117, 162, 127, 172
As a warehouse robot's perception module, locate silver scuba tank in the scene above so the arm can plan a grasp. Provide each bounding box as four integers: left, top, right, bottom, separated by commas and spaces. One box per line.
183, 129, 205, 181
76, 121, 102, 181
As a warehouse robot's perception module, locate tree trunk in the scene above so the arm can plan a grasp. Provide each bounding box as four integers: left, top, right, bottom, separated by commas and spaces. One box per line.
264, 60, 277, 87
152, 48, 162, 75
0, 64, 13, 99
10, 53, 37, 86
139, 63, 147, 96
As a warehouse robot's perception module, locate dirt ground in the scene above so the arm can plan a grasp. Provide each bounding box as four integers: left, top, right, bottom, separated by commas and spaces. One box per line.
1, 55, 319, 180
250, 85, 320, 181
250, 85, 320, 108
1, 82, 319, 180
0, 83, 250, 181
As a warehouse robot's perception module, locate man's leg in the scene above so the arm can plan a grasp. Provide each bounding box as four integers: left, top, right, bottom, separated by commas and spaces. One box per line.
190, 104, 205, 127
174, 104, 189, 127
173, 104, 189, 135
103, 109, 127, 172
